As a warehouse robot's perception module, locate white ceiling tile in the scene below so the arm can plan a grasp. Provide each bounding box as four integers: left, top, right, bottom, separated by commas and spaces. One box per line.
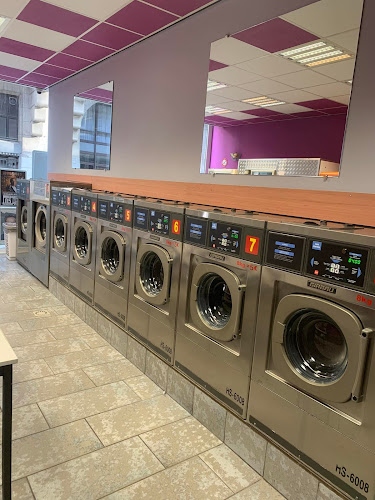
267, 89, 322, 103
327, 29, 360, 52
331, 94, 351, 105
208, 69, 260, 83
0, 52, 39, 72
236, 55, 304, 78
273, 70, 335, 88
0, 0, 29, 18
222, 111, 253, 120
239, 79, 294, 94
3, 19, 75, 52
97, 82, 114, 91
205, 94, 232, 105
313, 59, 355, 81
305, 81, 351, 97
222, 101, 258, 112
273, 103, 311, 114
281, 0, 364, 37
211, 86, 261, 100
209, 66, 262, 86
43, 0, 133, 21
210, 37, 269, 65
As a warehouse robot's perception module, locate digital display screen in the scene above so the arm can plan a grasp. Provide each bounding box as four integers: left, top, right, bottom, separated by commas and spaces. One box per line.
306, 240, 369, 288
59, 193, 68, 208
150, 210, 169, 235
184, 217, 208, 246
80, 196, 91, 215
109, 202, 124, 223
51, 191, 59, 205
209, 221, 242, 255
266, 232, 305, 271
134, 207, 149, 230
72, 195, 80, 211
98, 201, 109, 220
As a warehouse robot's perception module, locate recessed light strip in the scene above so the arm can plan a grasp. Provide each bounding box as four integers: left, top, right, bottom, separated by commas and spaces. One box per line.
205, 105, 231, 115
207, 79, 227, 92
280, 40, 353, 67
242, 96, 285, 107
306, 53, 351, 67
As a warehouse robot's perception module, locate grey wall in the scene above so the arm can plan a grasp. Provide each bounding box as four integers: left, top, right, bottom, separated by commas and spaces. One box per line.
48, 0, 374, 194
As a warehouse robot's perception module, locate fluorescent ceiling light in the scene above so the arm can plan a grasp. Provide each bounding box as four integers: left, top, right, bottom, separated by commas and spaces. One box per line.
205, 105, 231, 115
0, 16, 10, 34
207, 80, 227, 92
280, 40, 353, 67
242, 96, 285, 107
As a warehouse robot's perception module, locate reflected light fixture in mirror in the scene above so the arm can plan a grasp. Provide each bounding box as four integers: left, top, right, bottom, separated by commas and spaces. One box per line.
201, 0, 364, 177
72, 81, 113, 170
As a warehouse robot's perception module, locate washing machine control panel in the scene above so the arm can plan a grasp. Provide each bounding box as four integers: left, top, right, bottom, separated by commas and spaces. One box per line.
209, 222, 242, 255
134, 206, 183, 240
72, 194, 97, 217
52, 191, 70, 209
306, 239, 369, 289
185, 217, 208, 246
17, 181, 30, 200
266, 232, 305, 271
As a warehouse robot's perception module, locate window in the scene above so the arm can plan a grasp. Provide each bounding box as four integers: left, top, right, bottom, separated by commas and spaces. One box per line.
0, 93, 18, 141
79, 101, 112, 170
200, 123, 212, 173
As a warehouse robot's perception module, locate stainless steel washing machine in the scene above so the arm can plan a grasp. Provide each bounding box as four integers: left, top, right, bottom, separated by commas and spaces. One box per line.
29, 180, 50, 287
16, 179, 31, 270
94, 192, 134, 328
249, 220, 375, 500
127, 199, 185, 364
69, 189, 98, 303
174, 206, 266, 418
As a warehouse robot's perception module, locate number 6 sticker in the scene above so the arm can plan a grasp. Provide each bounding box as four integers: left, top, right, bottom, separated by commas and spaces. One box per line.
245, 235, 259, 255
172, 219, 181, 235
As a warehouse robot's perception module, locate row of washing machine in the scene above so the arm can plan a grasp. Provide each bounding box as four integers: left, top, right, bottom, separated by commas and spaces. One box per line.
17, 182, 375, 499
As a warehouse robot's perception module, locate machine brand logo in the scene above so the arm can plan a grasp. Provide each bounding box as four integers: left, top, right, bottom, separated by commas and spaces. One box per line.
307, 281, 336, 294
150, 234, 160, 241
209, 252, 225, 261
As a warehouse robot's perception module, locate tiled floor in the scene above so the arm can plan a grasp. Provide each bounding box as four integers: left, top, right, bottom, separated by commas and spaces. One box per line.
0, 256, 284, 499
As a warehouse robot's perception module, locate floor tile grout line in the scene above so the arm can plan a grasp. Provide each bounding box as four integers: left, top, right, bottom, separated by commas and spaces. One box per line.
26, 476, 37, 500
36, 402, 52, 430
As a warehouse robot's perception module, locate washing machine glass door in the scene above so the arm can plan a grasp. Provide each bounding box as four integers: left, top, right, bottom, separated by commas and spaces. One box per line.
35, 205, 47, 248
99, 230, 125, 282
54, 214, 68, 253
190, 263, 245, 342
272, 294, 368, 403
136, 243, 172, 306
73, 220, 93, 266
20, 205, 28, 240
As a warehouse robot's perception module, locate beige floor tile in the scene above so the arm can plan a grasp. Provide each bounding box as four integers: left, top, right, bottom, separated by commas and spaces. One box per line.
22, 297, 62, 309
0, 290, 51, 304
11, 359, 53, 384
229, 479, 285, 499
48, 323, 96, 339
0, 302, 30, 314
28, 437, 163, 500
13, 369, 95, 408
14, 338, 88, 362
87, 395, 189, 446
8, 420, 102, 481
0, 308, 58, 324
5, 329, 56, 347
46, 346, 123, 374
317, 483, 343, 500
105, 456, 232, 500
39, 381, 140, 427
81, 333, 109, 348
200, 444, 261, 493
18, 313, 83, 331
0, 323, 23, 334
193, 388, 227, 441
140, 416, 221, 467
83, 359, 142, 386
0, 404, 48, 441
0, 478, 34, 500
125, 375, 164, 400
53, 305, 72, 315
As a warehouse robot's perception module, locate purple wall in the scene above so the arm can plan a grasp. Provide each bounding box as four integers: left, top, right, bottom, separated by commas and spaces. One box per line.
209, 114, 347, 170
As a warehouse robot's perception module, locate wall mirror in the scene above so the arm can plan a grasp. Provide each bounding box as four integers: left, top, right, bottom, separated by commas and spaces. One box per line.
201, 0, 364, 177
72, 81, 113, 170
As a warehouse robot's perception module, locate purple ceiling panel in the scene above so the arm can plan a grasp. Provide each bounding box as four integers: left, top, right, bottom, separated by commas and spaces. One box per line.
209, 59, 227, 72
0, 75, 18, 83
244, 108, 284, 117
246, 117, 272, 124
144, 0, 213, 17
82, 23, 142, 50
267, 114, 296, 121
34, 64, 75, 78
17, 0, 97, 37
326, 106, 348, 115
18, 72, 59, 85
62, 40, 115, 62
0, 38, 54, 62
80, 88, 113, 100
47, 53, 92, 71
0, 65, 27, 78
292, 110, 328, 118
107, 1, 178, 36
297, 98, 348, 110
233, 18, 318, 53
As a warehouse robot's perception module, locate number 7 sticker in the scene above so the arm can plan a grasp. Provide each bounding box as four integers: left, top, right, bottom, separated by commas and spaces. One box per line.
245, 235, 259, 255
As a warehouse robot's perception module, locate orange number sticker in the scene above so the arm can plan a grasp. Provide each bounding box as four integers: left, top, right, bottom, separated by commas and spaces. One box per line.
245, 236, 259, 255
92, 202, 97, 213
125, 209, 131, 222
67, 196, 71, 206
172, 219, 181, 235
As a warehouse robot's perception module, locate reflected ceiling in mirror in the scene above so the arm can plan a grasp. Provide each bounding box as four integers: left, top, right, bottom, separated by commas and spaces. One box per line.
72, 81, 113, 170
203, 0, 364, 177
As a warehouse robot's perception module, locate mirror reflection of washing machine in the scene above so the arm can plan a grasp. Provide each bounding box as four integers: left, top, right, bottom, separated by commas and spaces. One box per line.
127, 199, 185, 365
69, 189, 98, 303
29, 180, 50, 287
249, 220, 375, 500
16, 180, 31, 270
94, 193, 134, 329
174, 206, 266, 418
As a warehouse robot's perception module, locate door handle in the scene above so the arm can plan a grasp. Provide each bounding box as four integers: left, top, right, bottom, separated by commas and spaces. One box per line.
351, 328, 374, 402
